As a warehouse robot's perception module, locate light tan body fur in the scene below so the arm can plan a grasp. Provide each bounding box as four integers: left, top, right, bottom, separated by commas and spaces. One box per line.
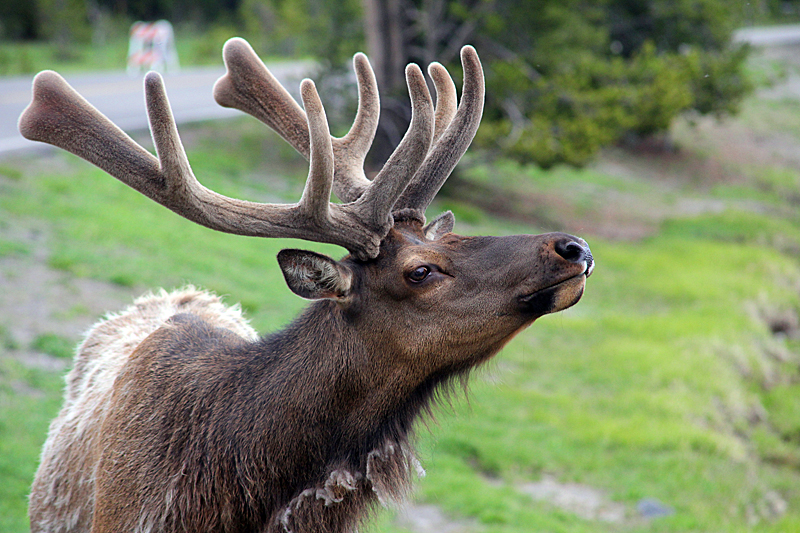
29, 288, 257, 532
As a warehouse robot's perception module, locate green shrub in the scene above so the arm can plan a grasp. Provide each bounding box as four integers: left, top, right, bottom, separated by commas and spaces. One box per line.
469, 0, 753, 167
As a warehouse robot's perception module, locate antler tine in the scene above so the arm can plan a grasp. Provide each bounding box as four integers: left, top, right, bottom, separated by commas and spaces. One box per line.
297, 79, 335, 225
394, 45, 485, 214
213, 38, 310, 157
297, 78, 393, 259
356, 64, 434, 223
144, 71, 258, 229
428, 62, 457, 144
329, 52, 380, 202
19, 71, 165, 197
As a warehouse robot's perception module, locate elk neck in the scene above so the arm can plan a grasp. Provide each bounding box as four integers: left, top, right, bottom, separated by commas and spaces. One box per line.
251, 295, 455, 460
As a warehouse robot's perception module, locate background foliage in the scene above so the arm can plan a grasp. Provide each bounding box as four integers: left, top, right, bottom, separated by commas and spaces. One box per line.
4, 0, 798, 166
431, 0, 753, 166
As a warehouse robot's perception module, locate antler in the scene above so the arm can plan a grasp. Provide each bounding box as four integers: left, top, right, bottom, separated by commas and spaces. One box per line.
213, 38, 483, 219
394, 46, 484, 215
18, 38, 484, 259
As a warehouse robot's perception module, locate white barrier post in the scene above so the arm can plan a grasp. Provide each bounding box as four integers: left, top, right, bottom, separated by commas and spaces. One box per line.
127, 20, 180, 75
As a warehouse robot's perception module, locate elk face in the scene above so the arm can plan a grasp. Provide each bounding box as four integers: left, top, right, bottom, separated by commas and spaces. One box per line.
278, 216, 593, 376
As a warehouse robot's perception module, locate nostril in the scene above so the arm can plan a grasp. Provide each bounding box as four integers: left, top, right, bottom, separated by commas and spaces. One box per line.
555, 240, 586, 263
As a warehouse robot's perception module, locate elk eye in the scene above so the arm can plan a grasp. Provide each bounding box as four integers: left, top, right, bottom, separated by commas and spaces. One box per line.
407, 265, 431, 283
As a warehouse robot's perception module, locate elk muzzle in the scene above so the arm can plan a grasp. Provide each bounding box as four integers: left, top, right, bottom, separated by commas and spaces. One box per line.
517, 234, 593, 317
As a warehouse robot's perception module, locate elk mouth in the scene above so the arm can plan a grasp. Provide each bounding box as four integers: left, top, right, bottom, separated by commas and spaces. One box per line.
517, 269, 590, 316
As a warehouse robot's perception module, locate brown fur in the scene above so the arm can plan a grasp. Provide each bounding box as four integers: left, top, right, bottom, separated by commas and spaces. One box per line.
28, 288, 257, 533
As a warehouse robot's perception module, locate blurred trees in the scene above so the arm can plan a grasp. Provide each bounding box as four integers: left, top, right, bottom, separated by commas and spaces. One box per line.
0, 0, 244, 43
364, 0, 754, 167
1, 0, 762, 167
0, 2, 39, 40
481, 0, 753, 166
238, 0, 363, 68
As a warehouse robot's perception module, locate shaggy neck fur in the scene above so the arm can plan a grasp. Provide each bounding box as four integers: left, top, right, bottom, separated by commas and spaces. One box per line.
237, 299, 482, 532
97, 298, 471, 533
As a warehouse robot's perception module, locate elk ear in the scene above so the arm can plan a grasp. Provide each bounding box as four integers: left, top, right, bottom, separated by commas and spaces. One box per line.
277, 249, 354, 300
423, 210, 455, 240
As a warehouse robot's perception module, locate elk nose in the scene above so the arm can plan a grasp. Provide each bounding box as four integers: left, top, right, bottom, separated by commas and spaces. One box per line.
555, 238, 594, 276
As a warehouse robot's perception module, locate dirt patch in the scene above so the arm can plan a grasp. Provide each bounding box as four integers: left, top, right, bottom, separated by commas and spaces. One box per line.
396, 475, 676, 531
395, 503, 480, 533
520, 475, 678, 525
0, 217, 136, 370
519, 475, 628, 523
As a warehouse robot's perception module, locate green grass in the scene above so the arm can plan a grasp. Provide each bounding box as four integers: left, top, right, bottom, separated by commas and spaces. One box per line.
2, 109, 800, 533
30, 334, 75, 360
0, 358, 64, 532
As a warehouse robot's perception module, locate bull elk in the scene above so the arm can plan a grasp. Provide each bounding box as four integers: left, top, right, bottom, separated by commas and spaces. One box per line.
19, 38, 593, 533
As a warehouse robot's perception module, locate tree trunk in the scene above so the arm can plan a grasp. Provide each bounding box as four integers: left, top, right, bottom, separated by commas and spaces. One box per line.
362, 0, 407, 95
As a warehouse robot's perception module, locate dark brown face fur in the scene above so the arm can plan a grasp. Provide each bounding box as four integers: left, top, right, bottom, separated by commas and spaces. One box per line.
319, 221, 593, 381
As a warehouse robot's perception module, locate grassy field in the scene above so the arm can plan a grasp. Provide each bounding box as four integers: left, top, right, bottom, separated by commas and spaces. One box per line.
2, 57, 800, 532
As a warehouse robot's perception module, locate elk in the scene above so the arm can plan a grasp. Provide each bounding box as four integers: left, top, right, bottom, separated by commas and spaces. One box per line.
19, 38, 593, 533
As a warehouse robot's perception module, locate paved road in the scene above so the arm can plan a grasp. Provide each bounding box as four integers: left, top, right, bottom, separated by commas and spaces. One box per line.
734, 24, 800, 46
0, 62, 310, 157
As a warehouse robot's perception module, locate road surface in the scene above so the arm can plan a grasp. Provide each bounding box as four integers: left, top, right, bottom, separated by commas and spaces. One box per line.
734, 24, 800, 46
0, 62, 310, 157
